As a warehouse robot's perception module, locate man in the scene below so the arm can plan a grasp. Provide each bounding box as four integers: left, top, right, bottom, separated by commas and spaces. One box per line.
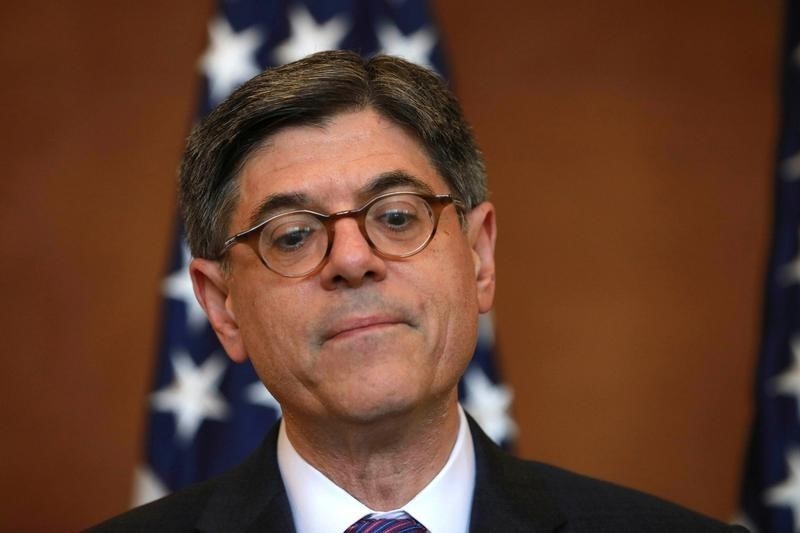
93, 51, 745, 532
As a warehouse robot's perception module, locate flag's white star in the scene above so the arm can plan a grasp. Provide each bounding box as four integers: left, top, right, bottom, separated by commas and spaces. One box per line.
151, 351, 230, 445
765, 448, 800, 528
162, 242, 207, 333
273, 5, 349, 65
779, 229, 800, 286
376, 21, 436, 70
782, 151, 800, 181
771, 338, 800, 416
244, 381, 282, 416
462, 366, 517, 444
131, 464, 169, 507
199, 16, 264, 103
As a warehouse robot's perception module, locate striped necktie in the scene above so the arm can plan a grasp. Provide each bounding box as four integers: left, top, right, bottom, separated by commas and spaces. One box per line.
344, 511, 429, 533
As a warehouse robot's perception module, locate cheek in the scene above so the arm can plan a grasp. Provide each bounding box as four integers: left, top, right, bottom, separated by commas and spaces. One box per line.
417, 240, 480, 358
232, 281, 312, 376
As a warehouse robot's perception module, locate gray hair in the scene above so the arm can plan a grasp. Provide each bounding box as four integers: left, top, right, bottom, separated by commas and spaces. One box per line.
179, 50, 487, 261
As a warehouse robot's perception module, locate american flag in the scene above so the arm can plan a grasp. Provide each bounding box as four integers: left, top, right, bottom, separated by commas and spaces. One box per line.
134, 0, 516, 505
739, 2, 800, 531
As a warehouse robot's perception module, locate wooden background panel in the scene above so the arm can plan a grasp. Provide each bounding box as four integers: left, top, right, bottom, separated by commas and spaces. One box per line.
0, 2, 214, 530
0, 1, 779, 530
437, 0, 778, 519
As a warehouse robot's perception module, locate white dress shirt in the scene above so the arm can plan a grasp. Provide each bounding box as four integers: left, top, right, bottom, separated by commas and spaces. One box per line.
277, 406, 475, 533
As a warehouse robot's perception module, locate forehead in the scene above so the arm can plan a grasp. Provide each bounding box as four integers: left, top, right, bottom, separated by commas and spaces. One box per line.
233, 110, 447, 223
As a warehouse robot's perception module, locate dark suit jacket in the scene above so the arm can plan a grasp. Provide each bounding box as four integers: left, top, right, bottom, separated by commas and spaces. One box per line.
90, 417, 747, 532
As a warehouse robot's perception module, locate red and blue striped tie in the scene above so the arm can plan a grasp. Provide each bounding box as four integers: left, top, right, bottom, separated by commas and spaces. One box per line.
344, 512, 428, 533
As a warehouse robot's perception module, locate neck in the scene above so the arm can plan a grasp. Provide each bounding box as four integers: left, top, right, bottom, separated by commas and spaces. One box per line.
282, 395, 461, 511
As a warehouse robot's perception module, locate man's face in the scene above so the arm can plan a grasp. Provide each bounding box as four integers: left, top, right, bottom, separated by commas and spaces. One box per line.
192, 109, 496, 426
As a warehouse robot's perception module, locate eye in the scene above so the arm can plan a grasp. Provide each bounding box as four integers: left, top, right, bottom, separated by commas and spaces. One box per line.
266, 219, 317, 252
380, 208, 416, 230
276, 227, 311, 249
372, 200, 421, 233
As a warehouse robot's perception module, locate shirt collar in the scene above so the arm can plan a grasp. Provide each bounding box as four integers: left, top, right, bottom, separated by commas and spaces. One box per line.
277, 406, 475, 533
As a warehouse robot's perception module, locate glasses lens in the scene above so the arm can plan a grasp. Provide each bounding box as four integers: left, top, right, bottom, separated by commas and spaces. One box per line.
365, 194, 435, 257
259, 213, 327, 276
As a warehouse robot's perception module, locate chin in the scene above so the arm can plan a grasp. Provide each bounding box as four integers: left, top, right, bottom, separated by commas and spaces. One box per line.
330, 388, 422, 425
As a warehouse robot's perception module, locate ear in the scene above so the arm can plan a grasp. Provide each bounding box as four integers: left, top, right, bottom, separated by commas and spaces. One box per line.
465, 202, 497, 314
189, 258, 249, 364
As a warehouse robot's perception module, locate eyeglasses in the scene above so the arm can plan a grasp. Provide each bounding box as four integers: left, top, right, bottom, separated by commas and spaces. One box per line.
218, 191, 458, 277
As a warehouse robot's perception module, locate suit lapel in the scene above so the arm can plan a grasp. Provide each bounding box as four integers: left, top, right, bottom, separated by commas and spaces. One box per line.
195, 422, 296, 533
468, 415, 566, 533
244, 492, 296, 533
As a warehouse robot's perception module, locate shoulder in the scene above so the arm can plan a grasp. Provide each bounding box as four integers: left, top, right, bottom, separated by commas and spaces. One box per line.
467, 416, 745, 532
86, 474, 222, 532
87, 422, 289, 533
527, 460, 743, 532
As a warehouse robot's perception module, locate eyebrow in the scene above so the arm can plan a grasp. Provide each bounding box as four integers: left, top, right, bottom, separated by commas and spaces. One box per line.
247, 191, 309, 228
246, 170, 437, 228
356, 170, 436, 201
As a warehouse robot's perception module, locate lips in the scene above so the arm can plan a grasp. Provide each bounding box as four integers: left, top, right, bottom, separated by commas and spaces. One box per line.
322, 315, 406, 342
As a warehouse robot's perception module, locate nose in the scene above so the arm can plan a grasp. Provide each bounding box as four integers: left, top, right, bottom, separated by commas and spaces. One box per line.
318, 218, 387, 289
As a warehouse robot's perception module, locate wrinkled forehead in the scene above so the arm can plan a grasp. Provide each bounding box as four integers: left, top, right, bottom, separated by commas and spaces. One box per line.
230, 110, 449, 229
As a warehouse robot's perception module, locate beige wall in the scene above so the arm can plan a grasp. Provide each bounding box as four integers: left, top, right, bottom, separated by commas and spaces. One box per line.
0, 1, 779, 530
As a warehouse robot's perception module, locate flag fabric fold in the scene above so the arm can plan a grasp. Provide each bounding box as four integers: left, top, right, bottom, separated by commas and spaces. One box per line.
739, 2, 800, 531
